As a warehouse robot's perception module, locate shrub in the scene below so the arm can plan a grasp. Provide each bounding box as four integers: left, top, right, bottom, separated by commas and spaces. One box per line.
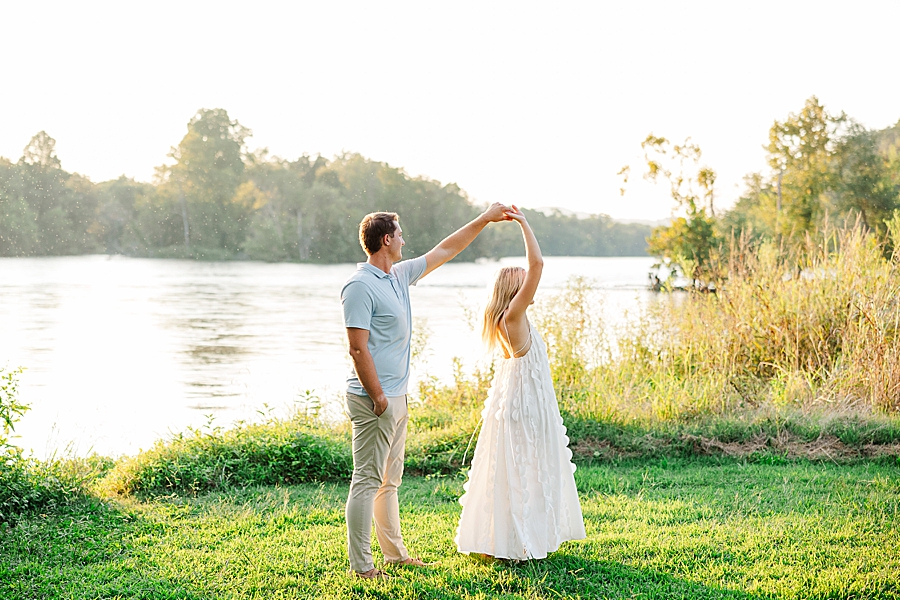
99, 417, 352, 496
0, 367, 27, 450
0, 453, 112, 524
0, 367, 111, 523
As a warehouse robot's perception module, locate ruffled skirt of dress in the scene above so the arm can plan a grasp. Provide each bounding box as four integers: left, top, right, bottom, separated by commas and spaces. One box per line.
455, 333, 586, 560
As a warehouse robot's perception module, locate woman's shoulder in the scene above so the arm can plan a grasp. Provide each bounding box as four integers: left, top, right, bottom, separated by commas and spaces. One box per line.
502, 309, 529, 326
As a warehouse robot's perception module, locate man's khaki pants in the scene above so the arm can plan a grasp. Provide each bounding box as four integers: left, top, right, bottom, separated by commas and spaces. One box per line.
345, 392, 410, 573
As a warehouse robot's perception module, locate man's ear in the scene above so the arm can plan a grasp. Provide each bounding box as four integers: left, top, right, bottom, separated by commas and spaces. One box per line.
383, 233, 392, 247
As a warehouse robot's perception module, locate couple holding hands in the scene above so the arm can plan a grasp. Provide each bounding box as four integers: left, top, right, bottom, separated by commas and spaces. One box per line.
341, 202, 585, 579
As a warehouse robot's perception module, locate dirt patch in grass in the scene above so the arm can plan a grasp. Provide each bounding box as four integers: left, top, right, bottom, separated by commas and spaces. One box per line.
570, 431, 900, 462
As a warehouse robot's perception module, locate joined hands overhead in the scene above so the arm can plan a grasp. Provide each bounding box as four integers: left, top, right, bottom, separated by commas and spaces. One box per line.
504, 204, 527, 223
481, 202, 531, 224
482, 202, 515, 223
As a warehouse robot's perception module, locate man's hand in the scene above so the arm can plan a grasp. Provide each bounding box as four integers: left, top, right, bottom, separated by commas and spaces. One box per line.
481, 202, 513, 223
373, 395, 388, 416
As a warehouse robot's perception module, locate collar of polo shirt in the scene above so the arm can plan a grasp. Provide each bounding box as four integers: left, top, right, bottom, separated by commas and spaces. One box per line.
358, 262, 393, 279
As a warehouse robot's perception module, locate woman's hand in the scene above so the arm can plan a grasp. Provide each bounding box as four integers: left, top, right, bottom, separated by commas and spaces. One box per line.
504, 204, 527, 223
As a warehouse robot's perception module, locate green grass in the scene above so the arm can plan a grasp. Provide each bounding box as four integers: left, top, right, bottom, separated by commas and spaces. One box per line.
99, 419, 351, 497
2, 459, 898, 599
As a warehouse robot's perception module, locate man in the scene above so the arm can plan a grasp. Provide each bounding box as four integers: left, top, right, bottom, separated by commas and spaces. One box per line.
341, 203, 511, 579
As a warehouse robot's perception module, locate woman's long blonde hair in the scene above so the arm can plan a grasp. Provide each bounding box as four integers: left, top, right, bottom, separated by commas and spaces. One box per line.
482, 266, 526, 352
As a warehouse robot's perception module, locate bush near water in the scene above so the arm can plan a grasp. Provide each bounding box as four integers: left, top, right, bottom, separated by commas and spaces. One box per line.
1, 367, 113, 523
99, 419, 352, 497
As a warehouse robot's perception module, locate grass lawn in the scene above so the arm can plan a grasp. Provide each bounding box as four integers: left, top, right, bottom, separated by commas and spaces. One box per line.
1, 458, 898, 599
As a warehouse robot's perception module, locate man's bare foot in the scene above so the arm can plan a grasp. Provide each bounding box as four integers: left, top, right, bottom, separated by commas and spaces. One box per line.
352, 568, 390, 579
386, 556, 434, 567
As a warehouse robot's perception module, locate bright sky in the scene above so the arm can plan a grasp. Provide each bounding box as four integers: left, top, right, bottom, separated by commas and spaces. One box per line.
2, 1, 898, 221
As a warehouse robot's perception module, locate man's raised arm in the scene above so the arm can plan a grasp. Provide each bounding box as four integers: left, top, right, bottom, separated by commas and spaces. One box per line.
421, 202, 511, 278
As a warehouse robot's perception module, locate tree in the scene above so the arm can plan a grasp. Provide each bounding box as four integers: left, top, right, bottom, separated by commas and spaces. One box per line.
0, 132, 101, 255
242, 152, 321, 261
646, 212, 718, 287
94, 177, 154, 254
621, 134, 722, 288
727, 101, 898, 247
156, 108, 252, 253
19, 131, 61, 170
766, 96, 846, 237
721, 172, 779, 241
832, 124, 899, 236
0, 158, 40, 256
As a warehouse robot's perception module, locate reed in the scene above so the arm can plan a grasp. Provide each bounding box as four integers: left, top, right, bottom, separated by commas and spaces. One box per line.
520, 219, 900, 450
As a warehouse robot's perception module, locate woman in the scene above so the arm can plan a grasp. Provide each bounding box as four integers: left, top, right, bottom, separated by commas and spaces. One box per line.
455, 205, 585, 560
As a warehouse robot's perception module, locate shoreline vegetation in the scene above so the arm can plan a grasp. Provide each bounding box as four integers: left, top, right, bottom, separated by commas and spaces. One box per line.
4, 220, 900, 505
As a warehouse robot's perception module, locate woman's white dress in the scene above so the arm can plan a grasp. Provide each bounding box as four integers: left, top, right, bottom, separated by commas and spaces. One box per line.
455, 323, 586, 560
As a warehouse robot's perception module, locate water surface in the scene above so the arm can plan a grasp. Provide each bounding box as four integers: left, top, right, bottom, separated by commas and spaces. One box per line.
0, 255, 656, 457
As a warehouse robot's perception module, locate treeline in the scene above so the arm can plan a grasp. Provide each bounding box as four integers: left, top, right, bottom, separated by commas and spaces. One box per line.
630, 96, 900, 285
0, 109, 650, 262
727, 97, 900, 243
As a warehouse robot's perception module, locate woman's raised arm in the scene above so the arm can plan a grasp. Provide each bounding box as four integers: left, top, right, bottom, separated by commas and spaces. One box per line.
505, 206, 543, 322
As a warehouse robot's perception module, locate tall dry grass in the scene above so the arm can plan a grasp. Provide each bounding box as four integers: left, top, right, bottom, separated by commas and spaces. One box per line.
536, 220, 900, 426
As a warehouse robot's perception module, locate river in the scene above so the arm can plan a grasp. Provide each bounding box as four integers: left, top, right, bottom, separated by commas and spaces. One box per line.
0, 255, 657, 457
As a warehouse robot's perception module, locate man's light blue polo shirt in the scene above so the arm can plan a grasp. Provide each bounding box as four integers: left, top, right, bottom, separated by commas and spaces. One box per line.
341, 256, 428, 397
